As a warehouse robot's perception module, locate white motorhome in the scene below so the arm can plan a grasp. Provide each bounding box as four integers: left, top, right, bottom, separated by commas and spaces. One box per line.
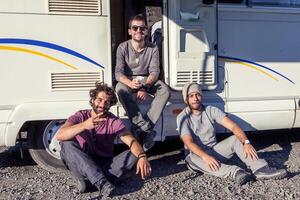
0, 0, 300, 172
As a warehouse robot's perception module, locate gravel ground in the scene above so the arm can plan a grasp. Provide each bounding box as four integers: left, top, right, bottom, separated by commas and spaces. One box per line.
1, 129, 300, 200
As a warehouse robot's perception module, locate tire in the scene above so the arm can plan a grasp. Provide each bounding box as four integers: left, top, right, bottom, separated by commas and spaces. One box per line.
28, 120, 66, 173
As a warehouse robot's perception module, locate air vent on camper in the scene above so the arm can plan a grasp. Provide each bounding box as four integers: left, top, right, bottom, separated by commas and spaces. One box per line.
176, 71, 214, 87
51, 72, 103, 91
48, 0, 101, 15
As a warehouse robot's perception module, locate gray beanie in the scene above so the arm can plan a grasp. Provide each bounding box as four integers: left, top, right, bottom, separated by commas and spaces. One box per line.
182, 82, 202, 104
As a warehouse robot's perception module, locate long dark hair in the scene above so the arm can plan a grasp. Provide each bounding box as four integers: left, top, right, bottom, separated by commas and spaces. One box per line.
89, 82, 118, 107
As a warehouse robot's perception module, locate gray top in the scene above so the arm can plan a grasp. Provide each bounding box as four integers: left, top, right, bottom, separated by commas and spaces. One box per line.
176, 105, 226, 152
115, 40, 160, 81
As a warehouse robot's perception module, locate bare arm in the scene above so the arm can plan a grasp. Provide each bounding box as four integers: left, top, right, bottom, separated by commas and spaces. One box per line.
181, 134, 220, 171
55, 115, 104, 141
55, 122, 86, 141
220, 116, 248, 143
120, 132, 151, 179
118, 75, 132, 87
145, 46, 160, 86
220, 116, 258, 160
120, 132, 145, 157
145, 73, 158, 86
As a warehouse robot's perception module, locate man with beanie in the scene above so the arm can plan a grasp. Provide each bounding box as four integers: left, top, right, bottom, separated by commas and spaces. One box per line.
55, 82, 151, 198
177, 82, 287, 186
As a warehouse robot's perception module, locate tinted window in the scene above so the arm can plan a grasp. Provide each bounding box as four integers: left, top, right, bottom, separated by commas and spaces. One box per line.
250, 0, 300, 7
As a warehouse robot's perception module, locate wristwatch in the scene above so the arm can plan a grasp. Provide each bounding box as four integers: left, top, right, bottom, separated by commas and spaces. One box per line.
243, 139, 250, 145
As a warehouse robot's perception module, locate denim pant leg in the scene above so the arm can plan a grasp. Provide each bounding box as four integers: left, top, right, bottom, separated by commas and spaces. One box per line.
60, 140, 106, 185
145, 80, 170, 125
102, 149, 137, 182
116, 82, 152, 132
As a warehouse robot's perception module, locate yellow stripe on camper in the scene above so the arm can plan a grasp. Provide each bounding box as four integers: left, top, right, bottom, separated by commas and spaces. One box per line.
0, 45, 78, 70
221, 58, 278, 81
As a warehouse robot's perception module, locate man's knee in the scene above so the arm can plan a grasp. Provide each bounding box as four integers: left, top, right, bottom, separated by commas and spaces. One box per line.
60, 140, 84, 160
185, 154, 206, 173
185, 158, 204, 174
61, 140, 78, 152
115, 82, 131, 95
155, 81, 170, 99
226, 135, 239, 145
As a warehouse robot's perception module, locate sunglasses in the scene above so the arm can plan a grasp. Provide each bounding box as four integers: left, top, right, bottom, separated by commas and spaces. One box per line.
131, 25, 147, 32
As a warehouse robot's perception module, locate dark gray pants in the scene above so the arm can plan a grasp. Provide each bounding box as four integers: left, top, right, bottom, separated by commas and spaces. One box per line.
115, 80, 170, 133
60, 140, 137, 185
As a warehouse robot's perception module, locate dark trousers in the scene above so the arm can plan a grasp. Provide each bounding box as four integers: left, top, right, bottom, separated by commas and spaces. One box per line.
60, 140, 137, 185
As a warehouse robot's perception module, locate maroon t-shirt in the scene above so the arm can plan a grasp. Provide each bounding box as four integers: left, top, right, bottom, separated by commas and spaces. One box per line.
66, 109, 127, 157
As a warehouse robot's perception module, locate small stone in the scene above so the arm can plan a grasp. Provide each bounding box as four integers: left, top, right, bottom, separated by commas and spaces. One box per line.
187, 189, 195, 196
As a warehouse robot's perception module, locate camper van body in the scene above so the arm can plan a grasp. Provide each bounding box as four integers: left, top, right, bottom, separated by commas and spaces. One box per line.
0, 0, 299, 171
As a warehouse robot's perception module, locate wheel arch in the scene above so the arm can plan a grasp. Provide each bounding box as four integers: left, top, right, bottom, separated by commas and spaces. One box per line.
5, 101, 89, 146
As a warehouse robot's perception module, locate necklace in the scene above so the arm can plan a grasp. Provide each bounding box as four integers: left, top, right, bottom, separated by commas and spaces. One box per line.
135, 52, 140, 64
131, 41, 144, 65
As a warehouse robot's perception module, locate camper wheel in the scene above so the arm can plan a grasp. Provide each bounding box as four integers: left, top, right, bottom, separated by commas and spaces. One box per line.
28, 120, 66, 172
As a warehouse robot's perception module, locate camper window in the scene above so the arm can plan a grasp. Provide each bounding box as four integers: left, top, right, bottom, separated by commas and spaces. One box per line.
250, 0, 300, 7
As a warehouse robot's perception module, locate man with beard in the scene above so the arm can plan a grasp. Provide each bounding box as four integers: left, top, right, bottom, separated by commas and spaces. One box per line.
177, 82, 287, 186
55, 82, 151, 198
115, 14, 170, 151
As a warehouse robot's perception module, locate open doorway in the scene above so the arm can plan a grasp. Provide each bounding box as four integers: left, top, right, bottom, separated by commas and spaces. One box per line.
110, 0, 164, 84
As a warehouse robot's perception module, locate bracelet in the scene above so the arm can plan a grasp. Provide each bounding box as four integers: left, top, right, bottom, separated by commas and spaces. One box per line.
129, 139, 136, 149
137, 155, 147, 161
137, 152, 146, 158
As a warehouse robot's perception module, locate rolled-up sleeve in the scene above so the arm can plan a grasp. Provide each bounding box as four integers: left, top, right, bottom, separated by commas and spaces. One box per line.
209, 106, 226, 124
115, 44, 125, 81
176, 113, 192, 137
112, 118, 128, 137
66, 111, 81, 125
148, 46, 160, 77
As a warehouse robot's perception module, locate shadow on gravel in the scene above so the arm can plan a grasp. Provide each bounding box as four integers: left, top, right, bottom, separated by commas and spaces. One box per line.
250, 129, 300, 164
112, 139, 187, 197
150, 151, 186, 178
0, 143, 36, 168
250, 129, 300, 178
147, 140, 187, 178
212, 129, 300, 178
226, 129, 300, 178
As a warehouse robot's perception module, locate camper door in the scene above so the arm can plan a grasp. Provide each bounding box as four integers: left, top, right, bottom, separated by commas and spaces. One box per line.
167, 0, 217, 90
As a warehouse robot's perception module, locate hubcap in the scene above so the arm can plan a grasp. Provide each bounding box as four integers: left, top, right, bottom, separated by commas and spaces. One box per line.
42, 120, 65, 159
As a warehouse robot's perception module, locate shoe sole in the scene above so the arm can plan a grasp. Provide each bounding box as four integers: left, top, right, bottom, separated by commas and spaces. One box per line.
143, 141, 154, 151
236, 175, 252, 186
100, 185, 115, 198
255, 171, 287, 180
72, 177, 87, 193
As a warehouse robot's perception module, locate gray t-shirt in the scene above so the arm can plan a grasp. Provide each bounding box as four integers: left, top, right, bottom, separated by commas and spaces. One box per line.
115, 40, 160, 81
176, 106, 226, 152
